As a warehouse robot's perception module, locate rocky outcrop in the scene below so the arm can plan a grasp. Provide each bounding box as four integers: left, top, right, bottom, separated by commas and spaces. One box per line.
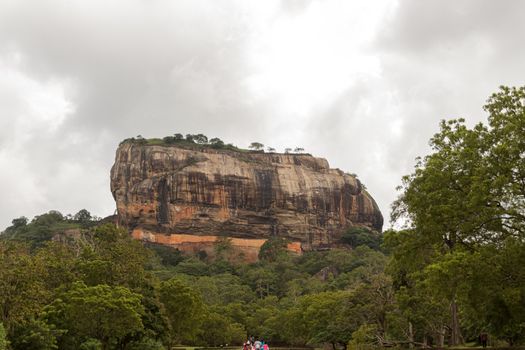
110, 142, 383, 256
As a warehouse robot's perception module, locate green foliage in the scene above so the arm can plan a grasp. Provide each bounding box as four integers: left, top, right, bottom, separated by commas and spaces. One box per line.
145, 243, 184, 267
0, 215, 394, 348
349, 324, 378, 347
10, 319, 59, 350
193, 133, 208, 144
198, 312, 246, 346
73, 209, 92, 224
340, 227, 382, 250
0, 323, 8, 350
159, 278, 205, 344
78, 339, 102, 350
249, 142, 264, 151
214, 236, 233, 260
388, 86, 525, 346
127, 337, 166, 350
122, 133, 255, 153
1, 210, 98, 246
258, 237, 289, 262
0, 242, 48, 333
209, 137, 225, 148
173, 258, 210, 276
45, 282, 144, 349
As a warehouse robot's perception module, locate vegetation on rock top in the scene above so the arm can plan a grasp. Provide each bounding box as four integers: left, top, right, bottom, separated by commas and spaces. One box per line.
120, 133, 309, 155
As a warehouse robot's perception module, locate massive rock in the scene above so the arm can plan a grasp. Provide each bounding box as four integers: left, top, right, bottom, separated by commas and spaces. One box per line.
110, 141, 383, 258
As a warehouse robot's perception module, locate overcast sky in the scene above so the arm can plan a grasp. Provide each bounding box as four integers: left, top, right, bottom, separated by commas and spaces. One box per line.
1, 0, 524, 230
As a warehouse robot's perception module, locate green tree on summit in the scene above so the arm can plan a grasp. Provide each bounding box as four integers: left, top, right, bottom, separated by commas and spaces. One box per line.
193, 134, 208, 144
209, 137, 224, 147
249, 142, 264, 151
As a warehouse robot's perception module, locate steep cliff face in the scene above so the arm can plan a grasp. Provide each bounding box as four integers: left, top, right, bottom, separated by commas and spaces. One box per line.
111, 142, 383, 255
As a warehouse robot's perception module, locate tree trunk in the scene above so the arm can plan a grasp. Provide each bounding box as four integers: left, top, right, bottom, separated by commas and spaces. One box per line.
450, 298, 463, 346
331, 342, 337, 350
408, 321, 414, 348
437, 326, 445, 348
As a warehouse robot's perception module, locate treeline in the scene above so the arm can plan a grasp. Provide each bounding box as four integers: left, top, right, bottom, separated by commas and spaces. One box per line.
120, 133, 242, 151
120, 134, 306, 154
0, 213, 388, 350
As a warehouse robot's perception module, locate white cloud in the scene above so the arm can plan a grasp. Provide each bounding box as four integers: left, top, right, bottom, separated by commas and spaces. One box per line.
0, 54, 75, 224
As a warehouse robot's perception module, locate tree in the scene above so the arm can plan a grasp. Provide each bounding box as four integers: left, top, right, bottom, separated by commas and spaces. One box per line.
383, 229, 448, 346
73, 209, 92, 224
340, 227, 382, 251
10, 217, 28, 229
214, 236, 233, 260
294, 147, 304, 153
303, 291, 364, 350
10, 318, 59, 350
483, 86, 525, 238
0, 242, 48, 334
44, 282, 144, 350
79, 339, 102, 350
259, 237, 289, 262
390, 86, 525, 346
284, 148, 292, 153
209, 138, 224, 148
159, 279, 205, 345
84, 224, 152, 289
1, 210, 77, 245
267, 147, 276, 152
249, 142, 264, 151
162, 136, 176, 144
198, 312, 245, 346
193, 134, 208, 144
173, 133, 184, 140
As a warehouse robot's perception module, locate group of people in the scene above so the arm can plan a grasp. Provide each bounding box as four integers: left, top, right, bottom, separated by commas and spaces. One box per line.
243, 336, 269, 350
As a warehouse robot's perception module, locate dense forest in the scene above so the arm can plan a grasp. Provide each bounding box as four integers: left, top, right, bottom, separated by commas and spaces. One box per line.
0, 86, 523, 350
0, 211, 387, 350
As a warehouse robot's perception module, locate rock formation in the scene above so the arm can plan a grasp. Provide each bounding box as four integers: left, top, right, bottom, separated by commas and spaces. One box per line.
110, 141, 383, 260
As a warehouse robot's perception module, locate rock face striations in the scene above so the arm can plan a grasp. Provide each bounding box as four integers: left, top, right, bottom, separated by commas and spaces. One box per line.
111, 141, 383, 260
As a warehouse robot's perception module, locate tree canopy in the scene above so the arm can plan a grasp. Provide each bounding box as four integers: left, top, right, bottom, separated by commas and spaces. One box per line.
388, 86, 525, 346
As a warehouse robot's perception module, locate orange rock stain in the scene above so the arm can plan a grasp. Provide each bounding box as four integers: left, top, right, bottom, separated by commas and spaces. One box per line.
131, 228, 302, 262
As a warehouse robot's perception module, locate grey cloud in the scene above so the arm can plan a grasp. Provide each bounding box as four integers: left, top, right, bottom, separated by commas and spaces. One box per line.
377, 0, 525, 54
300, 0, 525, 226
0, 0, 272, 229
